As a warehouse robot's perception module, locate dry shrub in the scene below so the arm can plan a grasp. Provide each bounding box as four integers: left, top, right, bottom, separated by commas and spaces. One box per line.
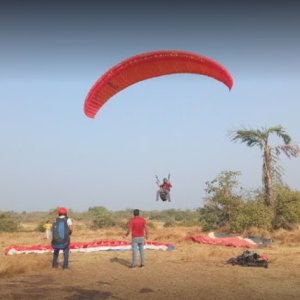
153, 227, 199, 244
71, 227, 124, 242
243, 227, 272, 239
272, 226, 300, 245
19, 222, 37, 232
184, 226, 203, 236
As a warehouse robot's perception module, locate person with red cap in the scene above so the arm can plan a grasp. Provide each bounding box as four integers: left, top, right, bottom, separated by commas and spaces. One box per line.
51, 207, 73, 270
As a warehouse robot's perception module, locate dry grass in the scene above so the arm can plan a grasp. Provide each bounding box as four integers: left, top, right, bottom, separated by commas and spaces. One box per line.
242, 226, 273, 239
272, 226, 300, 245
1, 223, 300, 299
0, 255, 50, 278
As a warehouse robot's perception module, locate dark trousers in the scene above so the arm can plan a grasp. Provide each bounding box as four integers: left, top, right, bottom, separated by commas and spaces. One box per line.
52, 247, 70, 269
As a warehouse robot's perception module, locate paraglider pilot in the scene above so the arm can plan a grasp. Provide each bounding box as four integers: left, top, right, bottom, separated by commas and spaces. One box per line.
156, 176, 172, 202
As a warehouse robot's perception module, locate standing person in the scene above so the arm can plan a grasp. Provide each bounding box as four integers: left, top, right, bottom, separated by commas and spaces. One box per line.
43, 220, 52, 239
51, 207, 73, 270
125, 209, 148, 268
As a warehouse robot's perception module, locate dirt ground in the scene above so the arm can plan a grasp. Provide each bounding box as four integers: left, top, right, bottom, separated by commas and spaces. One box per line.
1, 226, 300, 300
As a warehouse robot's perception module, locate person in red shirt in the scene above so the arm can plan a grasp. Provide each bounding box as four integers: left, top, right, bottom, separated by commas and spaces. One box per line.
156, 177, 172, 202
125, 209, 148, 268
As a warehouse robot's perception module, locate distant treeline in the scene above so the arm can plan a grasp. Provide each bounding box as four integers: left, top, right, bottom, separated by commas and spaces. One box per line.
0, 207, 200, 233
1, 171, 300, 234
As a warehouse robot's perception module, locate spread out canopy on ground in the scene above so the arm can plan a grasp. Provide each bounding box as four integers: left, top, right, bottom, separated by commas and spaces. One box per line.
5, 240, 175, 255
190, 232, 272, 249
84, 50, 233, 118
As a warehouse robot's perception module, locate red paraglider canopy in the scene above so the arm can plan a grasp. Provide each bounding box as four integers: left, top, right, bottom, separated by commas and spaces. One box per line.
84, 50, 233, 118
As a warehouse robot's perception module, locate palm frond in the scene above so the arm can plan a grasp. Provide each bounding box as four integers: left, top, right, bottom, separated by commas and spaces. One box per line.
274, 144, 300, 158
230, 129, 264, 148
271, 149, 284, 184
266, 125, 292, 144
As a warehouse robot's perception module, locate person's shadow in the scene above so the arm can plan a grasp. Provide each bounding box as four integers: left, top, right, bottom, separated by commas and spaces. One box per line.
110, 257, 130, 267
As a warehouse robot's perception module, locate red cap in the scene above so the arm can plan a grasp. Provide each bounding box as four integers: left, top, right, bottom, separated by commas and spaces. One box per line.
58, 207, 67, 216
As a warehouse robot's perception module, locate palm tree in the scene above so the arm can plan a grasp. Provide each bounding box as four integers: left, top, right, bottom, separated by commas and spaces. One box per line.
230, 125, 299, 206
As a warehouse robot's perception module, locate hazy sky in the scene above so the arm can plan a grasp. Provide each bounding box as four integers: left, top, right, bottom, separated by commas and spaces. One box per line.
1, 1, 299, 212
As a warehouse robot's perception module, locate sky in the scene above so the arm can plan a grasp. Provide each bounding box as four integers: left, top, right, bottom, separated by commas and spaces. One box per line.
1, 1, 300, 212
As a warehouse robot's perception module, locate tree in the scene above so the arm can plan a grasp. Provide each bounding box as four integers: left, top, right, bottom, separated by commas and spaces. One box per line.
199, 171, 274, 232
230, 125, 299, 206
199, 171, 244, 231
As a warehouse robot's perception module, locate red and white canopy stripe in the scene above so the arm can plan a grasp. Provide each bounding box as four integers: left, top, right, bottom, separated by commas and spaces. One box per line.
5, 240, 175, 255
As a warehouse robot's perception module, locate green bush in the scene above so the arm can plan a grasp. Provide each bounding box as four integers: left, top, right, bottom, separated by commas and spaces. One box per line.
229, 200, 274, 232
273, 185, 300, 229
89, 206, 118, 229
0, 213, 19, 232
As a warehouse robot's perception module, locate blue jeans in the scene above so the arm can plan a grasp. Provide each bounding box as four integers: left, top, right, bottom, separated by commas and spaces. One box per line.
53, 246, 70, 269
131, 237, 145, 266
